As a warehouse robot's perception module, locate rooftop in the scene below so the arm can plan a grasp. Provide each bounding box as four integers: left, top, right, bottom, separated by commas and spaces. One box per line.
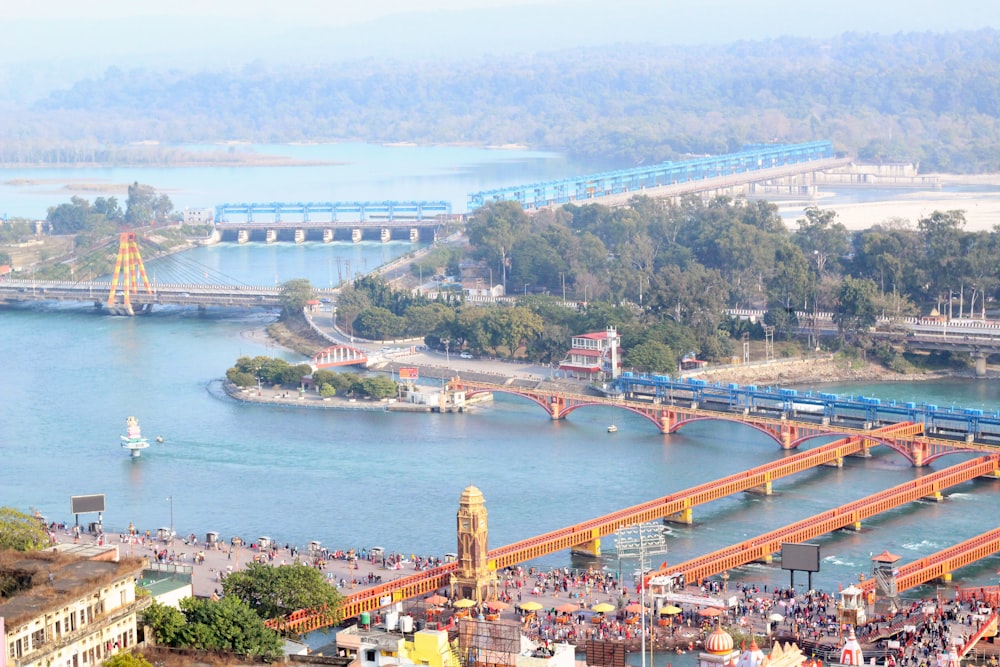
0, 549, 146, 627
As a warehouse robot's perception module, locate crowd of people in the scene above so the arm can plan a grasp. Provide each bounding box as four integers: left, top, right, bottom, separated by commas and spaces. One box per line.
49, 522, 1000, 664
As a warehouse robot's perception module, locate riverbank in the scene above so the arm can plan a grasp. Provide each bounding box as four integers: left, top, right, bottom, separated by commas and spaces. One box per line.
775, 172, 1000, 232
688, 354, 960, 388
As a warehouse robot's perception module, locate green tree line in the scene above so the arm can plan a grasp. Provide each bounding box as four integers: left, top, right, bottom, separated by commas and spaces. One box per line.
5, 30, 1000, 171
403, 197, 994, 373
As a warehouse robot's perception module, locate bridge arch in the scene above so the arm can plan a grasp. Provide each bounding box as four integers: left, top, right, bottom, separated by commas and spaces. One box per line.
558, 400, 670, 433
462, 386, 558, 416
665, 414, 786, 446
311, 344, 368, 369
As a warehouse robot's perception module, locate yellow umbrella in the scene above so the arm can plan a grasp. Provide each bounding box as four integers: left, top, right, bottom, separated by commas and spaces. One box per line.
659, 605, 682, 615
592, 602, 616, 613
453, 598, 477, 609
520, 601, 544, 611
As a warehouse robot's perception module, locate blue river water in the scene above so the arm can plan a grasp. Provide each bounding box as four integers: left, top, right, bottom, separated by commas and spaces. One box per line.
3, 143, 1000, 605
3, 256, 1000, 603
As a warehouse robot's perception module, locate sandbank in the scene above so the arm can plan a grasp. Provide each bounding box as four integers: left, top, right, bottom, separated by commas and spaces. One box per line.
776, 174, 1000, 232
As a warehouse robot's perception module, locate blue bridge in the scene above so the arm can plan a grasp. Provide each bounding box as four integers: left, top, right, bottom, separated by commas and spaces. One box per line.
467, 141, 840, 210
214, 200, 452, 224
612, 371, 1000, 442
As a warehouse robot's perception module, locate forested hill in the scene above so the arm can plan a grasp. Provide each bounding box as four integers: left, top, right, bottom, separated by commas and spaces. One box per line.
7, 29, 1000, 171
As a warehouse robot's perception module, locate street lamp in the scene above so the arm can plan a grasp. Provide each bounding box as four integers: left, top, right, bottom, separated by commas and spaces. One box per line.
166, 496, 174, 560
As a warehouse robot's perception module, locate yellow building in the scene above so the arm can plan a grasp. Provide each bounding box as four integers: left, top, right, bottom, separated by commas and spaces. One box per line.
336, 625, 460, 667
1, 549, 148, 667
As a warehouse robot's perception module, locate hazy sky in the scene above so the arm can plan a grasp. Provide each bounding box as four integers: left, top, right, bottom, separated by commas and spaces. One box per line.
2, 0, 999, 86
1, 0, 564, 23
5, 0, 999, 29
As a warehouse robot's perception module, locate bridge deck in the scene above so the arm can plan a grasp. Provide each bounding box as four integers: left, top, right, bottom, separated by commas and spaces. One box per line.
268, 422, 921, 634
454, 379, 1000, 458
647, 453, 1000, 585
866, 524, 1000, 595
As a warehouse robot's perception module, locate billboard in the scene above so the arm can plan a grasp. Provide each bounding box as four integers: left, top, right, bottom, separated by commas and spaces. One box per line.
781, 542, 820, 572
399, 368, 419, 380
71, 494, 106, 514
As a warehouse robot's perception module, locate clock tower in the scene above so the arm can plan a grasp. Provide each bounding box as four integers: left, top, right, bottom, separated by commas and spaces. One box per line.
452, 485, 496, 603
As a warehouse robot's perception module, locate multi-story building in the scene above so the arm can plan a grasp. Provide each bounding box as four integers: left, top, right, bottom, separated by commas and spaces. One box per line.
1, 548, 149, 667
557, 326, 622, 381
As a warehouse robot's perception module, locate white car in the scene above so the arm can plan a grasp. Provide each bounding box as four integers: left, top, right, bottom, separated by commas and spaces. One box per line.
459, 351, 473, 359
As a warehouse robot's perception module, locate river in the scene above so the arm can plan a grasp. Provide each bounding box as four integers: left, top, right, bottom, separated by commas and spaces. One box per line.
4, 278, 1000, 603
4, 143, 1000, 605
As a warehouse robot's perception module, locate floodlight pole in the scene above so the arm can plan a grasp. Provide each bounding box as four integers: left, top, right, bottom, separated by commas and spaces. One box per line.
167, 495, 174, 560
640, 527, 645, 667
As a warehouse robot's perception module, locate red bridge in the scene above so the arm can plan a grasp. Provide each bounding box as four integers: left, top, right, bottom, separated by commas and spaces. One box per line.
311, 344, 368, 369
449, 379, 995, 466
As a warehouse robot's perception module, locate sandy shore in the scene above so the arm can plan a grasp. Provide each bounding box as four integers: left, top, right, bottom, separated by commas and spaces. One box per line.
775, 173, 1000, 231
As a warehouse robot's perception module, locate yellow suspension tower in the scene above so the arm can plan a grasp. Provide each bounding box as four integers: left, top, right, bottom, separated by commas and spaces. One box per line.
106, 232, 154, 315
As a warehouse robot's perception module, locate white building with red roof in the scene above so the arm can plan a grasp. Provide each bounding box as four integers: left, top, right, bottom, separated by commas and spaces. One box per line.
557, 326, 622, 381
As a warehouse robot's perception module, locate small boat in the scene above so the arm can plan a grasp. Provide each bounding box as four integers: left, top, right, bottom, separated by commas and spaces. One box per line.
607, 423, 618, 433
155, 435, 164, 443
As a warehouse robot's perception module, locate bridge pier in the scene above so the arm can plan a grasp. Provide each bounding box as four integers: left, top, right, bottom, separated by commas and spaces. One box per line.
779, 423, 797, 449
237, 229, 249, 244
265, 229, 277, 244
657, 408, 679, 433
746, 479, 773, 495
570, 533, 602, 558
910, 438, 930, 467
548, 396, 565, 419
665, 507, 693, 525
975, 353, 988, 378
380, 228, 391, 243
322, 229, 333, 243
409, 228, 419, 243
352, 228, 362, 243
294, 229, 306, 244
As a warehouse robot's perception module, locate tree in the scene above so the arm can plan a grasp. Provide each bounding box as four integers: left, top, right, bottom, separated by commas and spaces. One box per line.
358, 376, 398, 399
93, 196, 125, 224
177, 595, 283, 658
626, 340, 676, 373
222, 562, 343, 621
833, 276, 880, 341
142, 600, 187, 646
279, 279, 315, 317
103, 652, 153, 667
793, 207, 850, 277
918, 210, 966, 302
0, 506, 51, 551
355, 307, 406, 340
466, 201, 532, 290
46, 196, 92, 234
481, 307, 543, 356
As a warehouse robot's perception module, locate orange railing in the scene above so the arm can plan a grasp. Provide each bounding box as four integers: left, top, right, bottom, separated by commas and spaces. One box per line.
268, 423, 922, 634
650, 453, 1000, 585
